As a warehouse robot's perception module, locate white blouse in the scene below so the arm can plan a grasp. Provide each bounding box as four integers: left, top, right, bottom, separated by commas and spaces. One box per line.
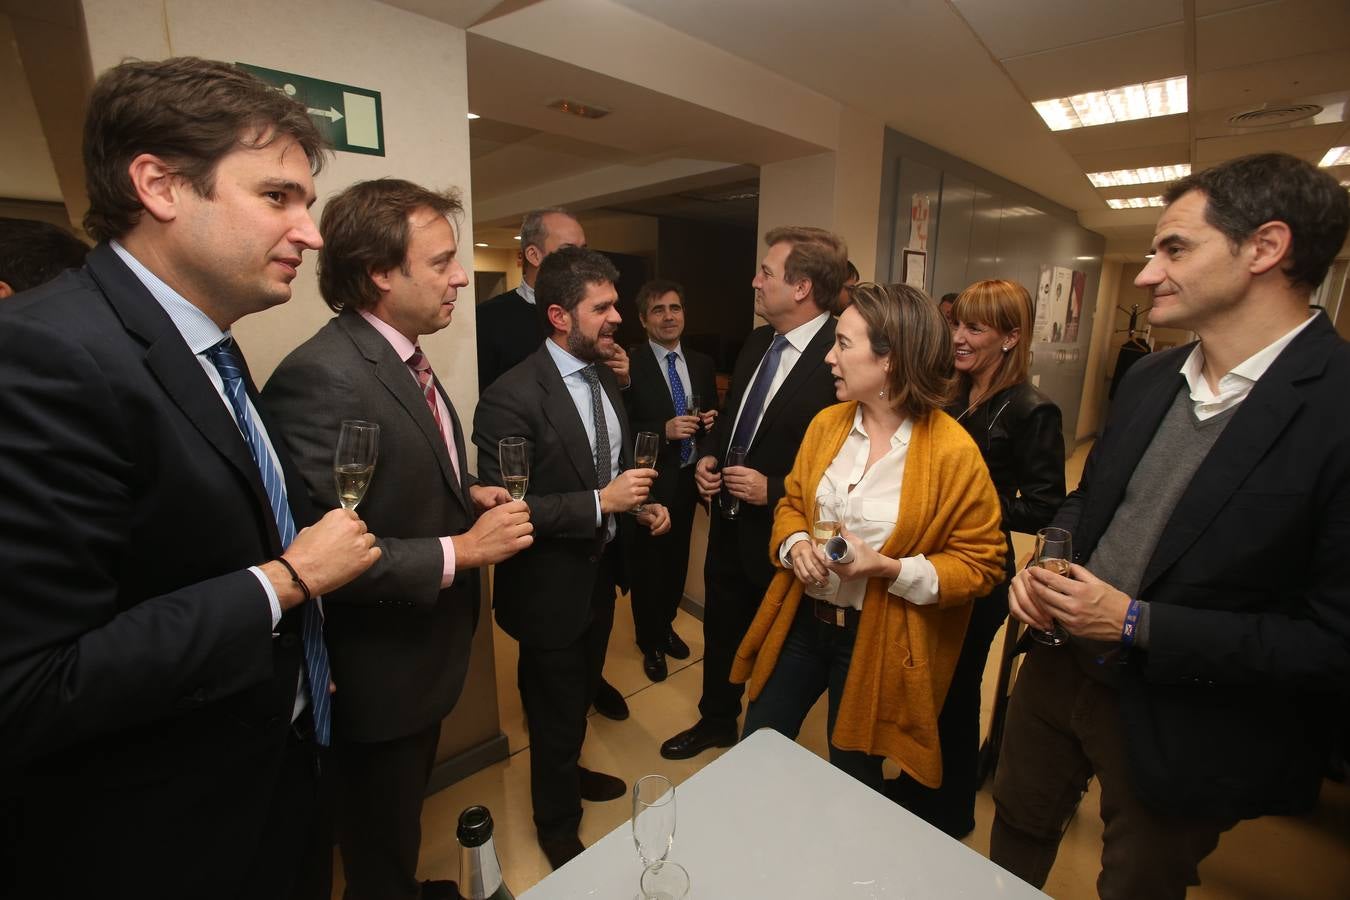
779, 407, 940, 610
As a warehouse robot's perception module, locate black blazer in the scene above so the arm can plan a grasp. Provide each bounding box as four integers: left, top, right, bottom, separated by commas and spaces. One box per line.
1055, 314, 1350, 820
0, 243, 311, 895
472, 343, 634, 649
263, 309, 480, 744
705, 316, 839, 584
475, 288, 547, 391
623, 341, 719, 507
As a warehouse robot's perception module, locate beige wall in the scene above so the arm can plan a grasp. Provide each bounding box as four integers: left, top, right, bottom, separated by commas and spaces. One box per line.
473, 247, 521, 294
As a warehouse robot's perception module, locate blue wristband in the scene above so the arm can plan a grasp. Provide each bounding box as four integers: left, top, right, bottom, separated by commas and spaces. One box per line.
1120, 598, 1141, 649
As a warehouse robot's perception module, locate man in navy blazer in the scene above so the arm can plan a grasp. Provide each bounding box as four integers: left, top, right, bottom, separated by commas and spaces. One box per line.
993, 153, 1350, 898
0, 58, 379, 899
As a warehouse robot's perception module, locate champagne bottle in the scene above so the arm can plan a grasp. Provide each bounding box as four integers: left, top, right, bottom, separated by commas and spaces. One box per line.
456, 805, 514, 900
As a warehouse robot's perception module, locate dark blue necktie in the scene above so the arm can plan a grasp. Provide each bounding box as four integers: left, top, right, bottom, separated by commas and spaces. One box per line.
204, 336, 332, 746
730, 334, 789, 452
666, 351, 692, 465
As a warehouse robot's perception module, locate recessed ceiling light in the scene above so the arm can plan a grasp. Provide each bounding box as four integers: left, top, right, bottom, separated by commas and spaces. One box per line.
1087, 164, 1190, 187
1034, 77, 1187, 131
513, 235, 521, 241
474, 242, 488, 247
1107, 197, 1166, 209
1320, 146, 1350, 167
1075, 256, 1098, 261
466, 112, 480, 120
546, 99, 609, 119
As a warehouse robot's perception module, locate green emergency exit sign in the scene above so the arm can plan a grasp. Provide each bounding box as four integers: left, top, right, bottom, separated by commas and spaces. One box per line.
237, 63, 385, 157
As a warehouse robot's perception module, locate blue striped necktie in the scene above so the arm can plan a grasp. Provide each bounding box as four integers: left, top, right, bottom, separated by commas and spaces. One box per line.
204, 336, 332, 746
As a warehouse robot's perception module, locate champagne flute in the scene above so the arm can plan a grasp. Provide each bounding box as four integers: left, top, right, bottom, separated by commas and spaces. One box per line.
1030, 526, 1072, 646
720, 445, 747, 519
640, 861, 690, 900
686, 392, 703, 438
632, 774, 676, 868
633, 431, 660, 514
334, 420, 379, 511
498, 437, 529, 500
808, 493, 845, 598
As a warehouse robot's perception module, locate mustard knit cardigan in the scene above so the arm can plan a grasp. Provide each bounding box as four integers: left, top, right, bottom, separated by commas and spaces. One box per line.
730, 401, 1005, 788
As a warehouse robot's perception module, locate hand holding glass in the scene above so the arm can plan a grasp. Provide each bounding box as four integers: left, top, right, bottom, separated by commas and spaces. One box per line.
498, 437, 529, 500
334, 420, 379, 511
633, 431, 660, 513
1030, 526, 1072, 646
632, 774, 676, 868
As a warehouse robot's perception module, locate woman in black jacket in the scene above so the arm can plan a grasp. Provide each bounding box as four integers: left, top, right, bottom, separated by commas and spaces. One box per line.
890, 278, 1065, 837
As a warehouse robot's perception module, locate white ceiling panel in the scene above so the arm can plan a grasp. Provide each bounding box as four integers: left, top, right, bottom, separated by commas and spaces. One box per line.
1071, 143, 1191, 174
1002, 23, 1186, 101
1197, 0, 1350, 72
1195, 49, 1350, 111
1196, 0, 1269, 13
1194, 121, 1347, 163
1054, 115, 1190, 154
950, 0, 1181, 60
1193, 91, 1349, 139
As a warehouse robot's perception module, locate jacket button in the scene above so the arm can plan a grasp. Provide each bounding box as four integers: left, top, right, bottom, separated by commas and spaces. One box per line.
588, 554, 598, 563
279, 633, 299, 648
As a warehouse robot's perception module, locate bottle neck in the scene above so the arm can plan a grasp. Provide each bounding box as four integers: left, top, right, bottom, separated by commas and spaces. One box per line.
458, 837, 506, 899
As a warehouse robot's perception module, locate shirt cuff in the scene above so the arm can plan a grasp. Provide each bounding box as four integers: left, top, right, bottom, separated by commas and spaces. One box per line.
439, 536, 457, 589
888, 553, 940, 605
248, 565, 283, 630
594, 490, 603, 527
779, 531, 810, 566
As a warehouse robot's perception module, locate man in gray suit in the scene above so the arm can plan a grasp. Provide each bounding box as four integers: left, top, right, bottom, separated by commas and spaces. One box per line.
264, 179, 532, 900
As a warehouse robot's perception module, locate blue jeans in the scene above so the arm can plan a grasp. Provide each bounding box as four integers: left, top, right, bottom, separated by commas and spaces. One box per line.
742, 600, 885, 793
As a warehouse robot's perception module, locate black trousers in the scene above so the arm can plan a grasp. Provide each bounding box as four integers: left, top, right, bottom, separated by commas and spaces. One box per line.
334, 720, 443, 900
698, 538, 772, 727
631, 464, 698, 652
889, 580, 1010, 836
517, 552, 617, 838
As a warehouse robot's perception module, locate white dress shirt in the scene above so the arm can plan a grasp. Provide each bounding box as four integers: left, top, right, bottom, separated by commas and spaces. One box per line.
516, 280, 535, 305
545, 339, 621, 539
1180, 310, 1318, 421
649, 340, 696, 467
780, 408, 940, 610
727, 311, 831, 448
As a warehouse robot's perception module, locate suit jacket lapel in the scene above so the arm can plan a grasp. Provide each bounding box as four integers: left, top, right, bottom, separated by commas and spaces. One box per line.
752, 315, 834, 453
636, 344, 677, 419
533, 345, 600, 488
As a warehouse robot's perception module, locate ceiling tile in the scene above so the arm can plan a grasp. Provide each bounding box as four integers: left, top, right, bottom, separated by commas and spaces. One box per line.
1197, 0, 1350, 72
951, 0, 1181, 59
1194, 121, 1347, 163
1071, 143, 1191, 174
1193, 90, 1349, 139
1194, 49, 1350, 110
1054, 114, 1190, 154
1003, 24, 1186, 101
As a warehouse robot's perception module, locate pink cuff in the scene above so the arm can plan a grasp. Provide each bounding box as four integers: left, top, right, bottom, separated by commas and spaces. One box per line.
439, 536, 457, 589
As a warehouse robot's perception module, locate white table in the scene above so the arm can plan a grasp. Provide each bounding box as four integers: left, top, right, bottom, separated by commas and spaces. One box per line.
520, 729, 1045, 898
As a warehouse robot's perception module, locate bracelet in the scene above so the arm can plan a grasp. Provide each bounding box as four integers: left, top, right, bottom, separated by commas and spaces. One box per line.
1120, 597, 1141, 649
275, 556, 311, 604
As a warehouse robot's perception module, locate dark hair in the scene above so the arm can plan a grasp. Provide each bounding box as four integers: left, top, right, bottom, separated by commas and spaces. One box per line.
520, 207, 578, 270
950, 279, 1033, 405
82, 57, 328, 242
1162, 152, 1350, 289
939, 292, 958, 305
764, 225, 848, 310
635, 279, 686, 317
849, 282, 953, 418
317, 179, 463, 313
536, 246, 619, 328
845, 259, 860, 283
0, 218, 89, 293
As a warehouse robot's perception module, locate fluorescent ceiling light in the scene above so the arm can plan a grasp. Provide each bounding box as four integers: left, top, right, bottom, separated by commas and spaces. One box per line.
1034, 77, 1187, 131
512, 235, 521, 241
1087, 164, 1190, 187
466, 112, 480, 120
474, 242, 488, 247
1107, 196, 1166, 209
1320, 146, 1350, 167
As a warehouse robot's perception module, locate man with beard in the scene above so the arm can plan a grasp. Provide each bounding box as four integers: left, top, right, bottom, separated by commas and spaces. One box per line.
473, 246, 670, 869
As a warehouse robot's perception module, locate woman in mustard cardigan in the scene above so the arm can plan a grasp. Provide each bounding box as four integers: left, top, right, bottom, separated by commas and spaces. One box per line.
731, 282, 1005, 792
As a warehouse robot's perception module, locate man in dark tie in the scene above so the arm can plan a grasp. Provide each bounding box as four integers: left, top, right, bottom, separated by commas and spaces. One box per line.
660, 226, 847, 760
473, 246, 670, 869
623, 279, 719, 681
263, 179, 533, 900
0, 57, 379, 899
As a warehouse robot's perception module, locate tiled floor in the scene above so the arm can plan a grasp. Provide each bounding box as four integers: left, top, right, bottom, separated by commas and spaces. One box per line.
392, 442, 1350, 898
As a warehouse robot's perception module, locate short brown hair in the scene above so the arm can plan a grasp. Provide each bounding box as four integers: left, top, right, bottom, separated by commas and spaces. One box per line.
950, 279, 1033, 405
764, 225, 848, 311
536, 245, 620, 323
849, 282, 953, 419
83, 57, 328, 242
317, 179, 463, 313
635, 279, 685, 317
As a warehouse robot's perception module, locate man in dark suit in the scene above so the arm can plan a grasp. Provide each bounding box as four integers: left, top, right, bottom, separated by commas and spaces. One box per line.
473, 246, 670, 869
475, 207, 632, 720
623, 279, 719, 681
993, 153, 1350, 898
0, 58, 379, 899
263, 179, 533, 900
660, 226, 848, 760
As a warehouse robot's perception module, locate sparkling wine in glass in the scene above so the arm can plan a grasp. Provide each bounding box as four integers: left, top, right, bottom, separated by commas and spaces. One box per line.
633, 431, 660, 513
632, 774, 676, 869
498, 437, 529, 500
334, 420, 379, 511
1031, 526, 1072, 646
807, 493, 846, 599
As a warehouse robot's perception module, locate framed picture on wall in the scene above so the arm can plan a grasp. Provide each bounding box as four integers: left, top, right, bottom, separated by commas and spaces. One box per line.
902, 249, 926, 290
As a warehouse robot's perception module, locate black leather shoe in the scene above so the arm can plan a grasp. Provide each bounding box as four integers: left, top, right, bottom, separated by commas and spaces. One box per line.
578, 766, 626, 801
592, 678, 629, 720
660, 719, 736, 760
666, 628, 690, 660
643, 648, 668, 682
539, 832, 585, 870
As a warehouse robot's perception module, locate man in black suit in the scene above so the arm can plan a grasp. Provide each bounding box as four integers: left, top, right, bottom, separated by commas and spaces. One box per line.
993, 153, 1350, 898
0, 58, 379, 899
473, 246, 670, 869
263, 179, 533, 900
475, 206, 631, 719
661, 226, 848, 760
623, 279, 719, 681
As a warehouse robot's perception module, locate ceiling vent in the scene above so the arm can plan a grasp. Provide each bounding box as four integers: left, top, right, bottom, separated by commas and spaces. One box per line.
1227, 104, 1322, 128
546, 99, 609, 119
